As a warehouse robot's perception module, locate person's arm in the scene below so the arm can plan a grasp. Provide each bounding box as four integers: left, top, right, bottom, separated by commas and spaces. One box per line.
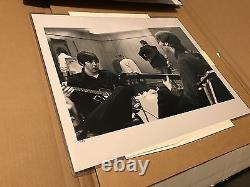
62, 82, 87, 139
128, 59, 141, 73
111, 71, 119, 88
162, 76, 182, 96
62, 83, 74, 97
120, 60, 132, 73
138, 47, 150, 61
138, 50, 146, 60
64, 96, 80, 126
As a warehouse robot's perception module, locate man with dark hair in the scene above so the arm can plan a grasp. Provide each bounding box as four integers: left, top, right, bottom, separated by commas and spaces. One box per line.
63, 51, 135, 140
154, 31, 233, 118
154, 31, 211, 118
155, 31, 211, 107
138, 40, 171, 73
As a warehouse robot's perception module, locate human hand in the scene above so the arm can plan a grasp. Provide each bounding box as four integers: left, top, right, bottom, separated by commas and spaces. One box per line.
62, 82, 74, 97
162, 76, 172, 91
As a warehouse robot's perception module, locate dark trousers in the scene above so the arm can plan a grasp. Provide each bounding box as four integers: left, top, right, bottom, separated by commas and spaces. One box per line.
85, 86, 133, 135
157, 87, 198, 119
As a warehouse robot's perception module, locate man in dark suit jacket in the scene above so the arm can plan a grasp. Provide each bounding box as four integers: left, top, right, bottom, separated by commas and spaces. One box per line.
138, 40, 171, 73
63, 51, 134, 139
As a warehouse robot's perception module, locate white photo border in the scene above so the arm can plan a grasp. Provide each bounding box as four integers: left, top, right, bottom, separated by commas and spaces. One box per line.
31, 14, 249, 172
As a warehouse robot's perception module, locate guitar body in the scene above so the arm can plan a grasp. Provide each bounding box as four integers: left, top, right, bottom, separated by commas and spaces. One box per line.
92, 88, 112, 103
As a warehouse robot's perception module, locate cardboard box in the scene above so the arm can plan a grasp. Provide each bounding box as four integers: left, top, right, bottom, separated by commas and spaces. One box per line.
0, 1, 249, 186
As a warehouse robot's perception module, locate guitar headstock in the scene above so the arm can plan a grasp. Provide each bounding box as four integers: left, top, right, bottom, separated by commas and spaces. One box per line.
118, 73, 145, 86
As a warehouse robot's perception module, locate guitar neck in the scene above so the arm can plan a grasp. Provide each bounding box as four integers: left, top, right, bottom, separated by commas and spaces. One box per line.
140, 73, 181, 80
119, 73, 181, 80
72, 87, 107, 95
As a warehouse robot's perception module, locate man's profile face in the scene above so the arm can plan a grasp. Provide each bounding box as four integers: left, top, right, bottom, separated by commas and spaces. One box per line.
85, 59, 100, 73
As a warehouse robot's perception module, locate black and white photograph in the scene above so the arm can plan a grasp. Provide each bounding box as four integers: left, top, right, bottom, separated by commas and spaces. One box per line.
45, 26, 234, 140
32, 15, 249, 172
